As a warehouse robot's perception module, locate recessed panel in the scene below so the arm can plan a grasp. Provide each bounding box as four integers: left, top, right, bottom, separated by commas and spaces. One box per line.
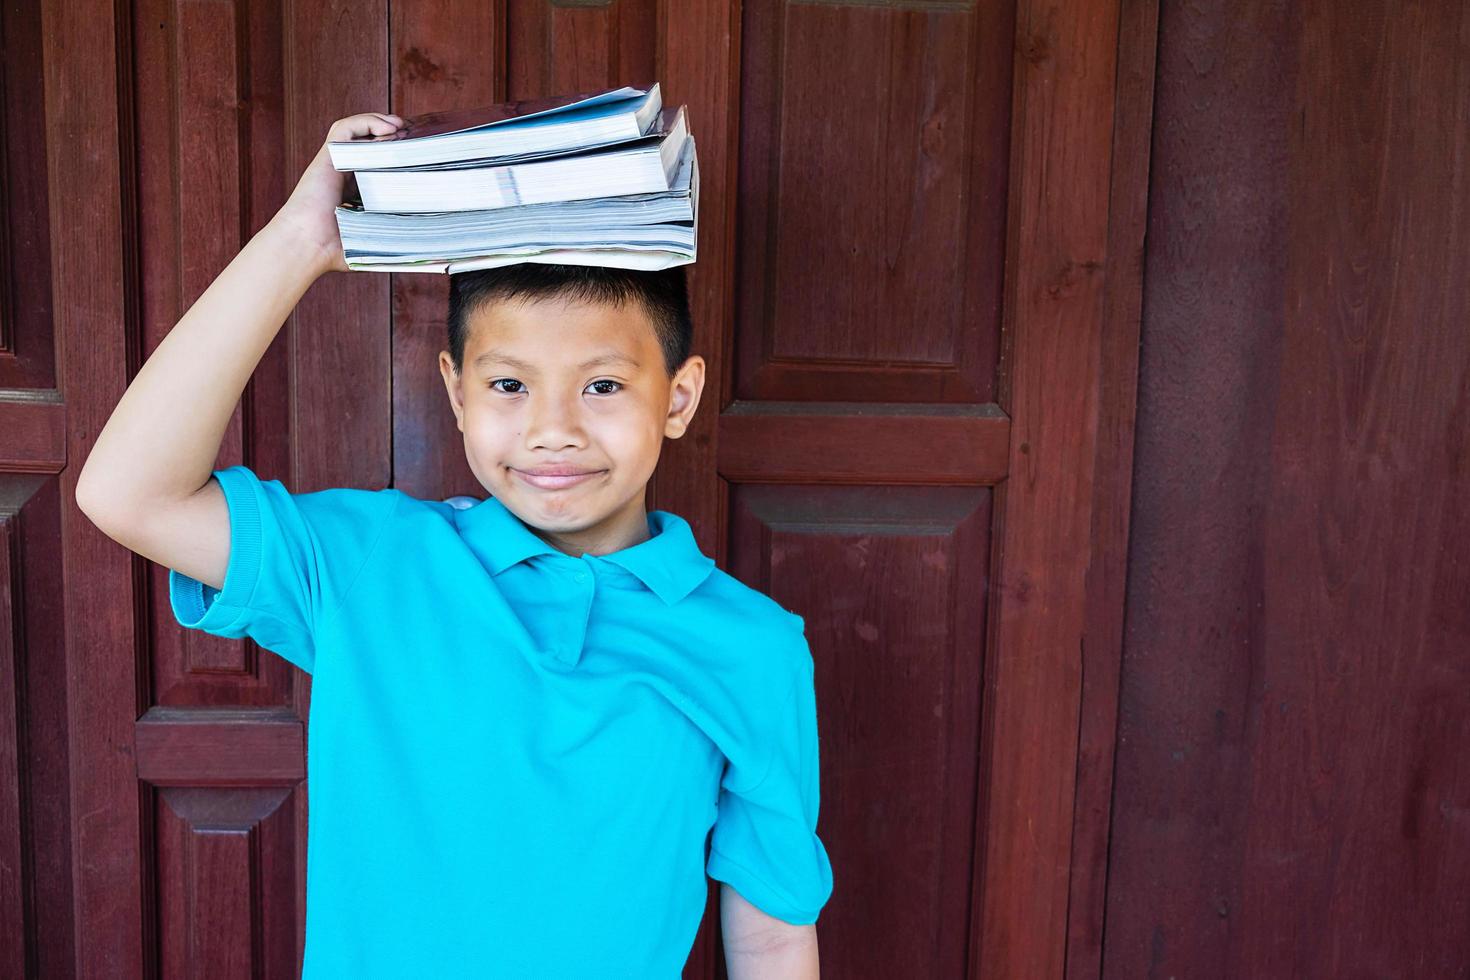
0, 0, 56, 388
735, 0, 1016, 402
726, 483, 990, 976
0, 477, 70, 976
135, 0, 313, 703
155, 786, 301, 977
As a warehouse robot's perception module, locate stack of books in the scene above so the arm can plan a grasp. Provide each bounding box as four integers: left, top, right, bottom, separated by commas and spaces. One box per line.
329, 82, 698, 273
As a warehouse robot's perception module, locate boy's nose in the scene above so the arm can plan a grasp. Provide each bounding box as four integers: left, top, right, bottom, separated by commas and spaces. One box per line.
523, 394, 587, 450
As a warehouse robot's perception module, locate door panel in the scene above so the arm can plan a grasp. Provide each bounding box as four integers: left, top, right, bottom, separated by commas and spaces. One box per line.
735, 0, 1014, 403
729, 483, 992, 976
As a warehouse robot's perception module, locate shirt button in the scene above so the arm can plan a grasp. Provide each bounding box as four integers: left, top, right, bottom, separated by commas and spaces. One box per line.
575, 572, 588, 583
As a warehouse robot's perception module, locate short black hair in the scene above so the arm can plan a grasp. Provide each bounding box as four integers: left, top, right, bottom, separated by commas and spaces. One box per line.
447, 263, 693, 378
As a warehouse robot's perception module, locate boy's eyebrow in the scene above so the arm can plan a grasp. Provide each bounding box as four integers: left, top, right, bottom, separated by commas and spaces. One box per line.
472, 349, 640, 372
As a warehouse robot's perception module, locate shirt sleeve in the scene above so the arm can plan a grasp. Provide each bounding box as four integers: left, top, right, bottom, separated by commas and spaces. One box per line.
706, 620, 835, 925
166, 464, 398, 675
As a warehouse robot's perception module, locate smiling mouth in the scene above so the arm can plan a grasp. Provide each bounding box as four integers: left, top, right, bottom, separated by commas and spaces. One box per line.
512, 468, 605, 491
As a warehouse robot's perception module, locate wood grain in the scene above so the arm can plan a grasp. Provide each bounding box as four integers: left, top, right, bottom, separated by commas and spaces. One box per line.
1106, 1, 1470, 976
975, 0, 1125, 976
41, 0, 143, 971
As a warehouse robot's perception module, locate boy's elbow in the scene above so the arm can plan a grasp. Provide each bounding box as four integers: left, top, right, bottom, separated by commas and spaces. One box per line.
74, 472, 105, 522
75, 468, 119, 527
74, 467, 135, 537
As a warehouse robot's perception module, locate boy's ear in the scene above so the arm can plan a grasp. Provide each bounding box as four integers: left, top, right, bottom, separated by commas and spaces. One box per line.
664, 354, 706, 439
439, 350, 466, 432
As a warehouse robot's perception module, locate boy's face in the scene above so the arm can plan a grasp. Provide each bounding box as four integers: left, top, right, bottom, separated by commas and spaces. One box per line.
438, 292, 705, 556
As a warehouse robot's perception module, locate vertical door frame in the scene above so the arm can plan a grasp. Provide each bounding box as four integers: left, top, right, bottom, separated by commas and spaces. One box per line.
42, 0, 143, 973
658, 1, 742, 971
978, 0, 1158, 978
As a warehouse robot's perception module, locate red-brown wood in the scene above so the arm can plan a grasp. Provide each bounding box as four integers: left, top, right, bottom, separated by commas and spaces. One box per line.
134, 707, 305, 786
0, 6, 71, 940
0, 0, 55, 392
1104, 2, 1470, 976
29, 0, 1470, 976
0, 476, 73, 978
976, 0, 1126, 976
28, 0, 1157, 976
733, 0, 1015, 408
729, 483, 995, 978
389, 0, 505, 498
717, 401, 1009, 486
1064, 0, 1159, 975
659, 1, 745, 972
0, 500, 19, 980
41, 0, 143, 972
0, 395, 64, 474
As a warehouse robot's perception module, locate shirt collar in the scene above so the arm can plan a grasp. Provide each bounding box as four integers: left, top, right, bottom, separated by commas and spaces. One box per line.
453, 495, 716, 605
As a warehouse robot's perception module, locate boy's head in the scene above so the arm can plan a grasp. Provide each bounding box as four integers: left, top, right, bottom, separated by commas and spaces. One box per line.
438, 263, 705, 553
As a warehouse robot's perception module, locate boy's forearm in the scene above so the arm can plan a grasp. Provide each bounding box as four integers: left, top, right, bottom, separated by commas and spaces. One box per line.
723, 931, 819, 979
76, 215, 331, 514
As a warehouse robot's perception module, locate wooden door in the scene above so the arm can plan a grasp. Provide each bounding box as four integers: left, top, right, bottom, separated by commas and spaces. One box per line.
31, 0, 1153, 976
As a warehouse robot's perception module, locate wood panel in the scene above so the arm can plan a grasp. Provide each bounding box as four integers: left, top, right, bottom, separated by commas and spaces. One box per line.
8, 4, 77, 976
154, 786, 299, 977
507, 0, 655, 99
658, 1, 746, 972
133, 0, 388, 973
708, 0, 1149, 974
41, 0, 142, 969
136, 0, 285, 687
717, 401, 1009, 485
976, 0, 1126, 976
389, 0, 503, 497
1106, 1, 1470, 976
0, 0, 54, 391
287, 2, 392, 496
728, 484, 992, 977
0, 477, 73, 978
735, 0, 1015, 404
1063, 0, 1158, 975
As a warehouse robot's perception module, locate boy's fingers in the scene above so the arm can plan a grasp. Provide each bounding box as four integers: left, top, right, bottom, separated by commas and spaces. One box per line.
326, 112, 407, 145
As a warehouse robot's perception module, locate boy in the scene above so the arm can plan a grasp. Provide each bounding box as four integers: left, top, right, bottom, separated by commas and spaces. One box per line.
76, 112, 832, 977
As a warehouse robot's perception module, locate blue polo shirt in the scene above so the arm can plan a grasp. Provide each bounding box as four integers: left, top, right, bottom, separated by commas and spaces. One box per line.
166, 465, 833, 977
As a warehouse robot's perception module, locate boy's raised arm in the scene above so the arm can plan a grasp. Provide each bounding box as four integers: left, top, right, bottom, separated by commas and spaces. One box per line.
75, 112, 403, 588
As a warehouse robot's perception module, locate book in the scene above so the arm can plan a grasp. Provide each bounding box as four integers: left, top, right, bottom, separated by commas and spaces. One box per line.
330, 82, 699, 273
351, 105, 689, 213
328, 83, 662, 171
337, 134, 699, 274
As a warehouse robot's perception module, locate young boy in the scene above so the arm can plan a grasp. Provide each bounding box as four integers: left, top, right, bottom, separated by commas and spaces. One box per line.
76, 112, 832, 977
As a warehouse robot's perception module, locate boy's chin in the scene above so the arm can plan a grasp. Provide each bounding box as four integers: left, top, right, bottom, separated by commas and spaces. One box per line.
512, 480, 651, 528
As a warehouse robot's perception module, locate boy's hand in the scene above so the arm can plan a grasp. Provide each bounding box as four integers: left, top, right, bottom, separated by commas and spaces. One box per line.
272, 112, 406, 275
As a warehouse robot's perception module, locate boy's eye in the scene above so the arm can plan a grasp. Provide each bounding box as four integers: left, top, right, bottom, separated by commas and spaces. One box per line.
487, 379, 623, 395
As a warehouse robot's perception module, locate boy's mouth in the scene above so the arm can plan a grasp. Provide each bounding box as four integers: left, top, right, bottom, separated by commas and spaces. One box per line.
511, 466, 605, 491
